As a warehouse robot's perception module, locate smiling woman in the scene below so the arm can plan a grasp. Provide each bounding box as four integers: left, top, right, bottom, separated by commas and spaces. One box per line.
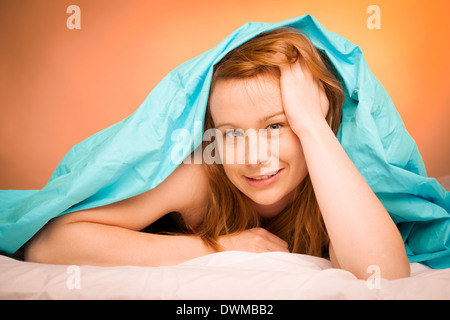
199, 28, 344, 257
24, 26, 411, 280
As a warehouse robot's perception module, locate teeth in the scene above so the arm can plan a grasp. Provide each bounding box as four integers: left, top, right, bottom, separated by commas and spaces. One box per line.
248, 169, 281, 181
251, 173, 276, 180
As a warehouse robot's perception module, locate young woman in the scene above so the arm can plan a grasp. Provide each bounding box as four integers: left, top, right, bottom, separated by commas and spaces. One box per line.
24, 28, 410, 280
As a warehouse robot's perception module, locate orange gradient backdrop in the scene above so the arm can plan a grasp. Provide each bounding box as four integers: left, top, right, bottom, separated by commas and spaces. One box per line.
1, 0, 449, 189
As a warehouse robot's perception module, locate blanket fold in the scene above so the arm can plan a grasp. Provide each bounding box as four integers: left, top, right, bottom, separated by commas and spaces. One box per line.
1, 15, 449, 268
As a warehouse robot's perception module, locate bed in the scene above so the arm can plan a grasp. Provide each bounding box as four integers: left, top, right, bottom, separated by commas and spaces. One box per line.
0, 250, 449, 300
1, 176, 448, 300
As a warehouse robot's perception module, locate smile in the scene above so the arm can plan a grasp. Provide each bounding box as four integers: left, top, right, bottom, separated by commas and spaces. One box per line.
244, 168, 284, 187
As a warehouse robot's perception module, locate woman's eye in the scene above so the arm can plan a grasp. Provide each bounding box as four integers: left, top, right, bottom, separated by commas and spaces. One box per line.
225, 129, 244, 138
268, 123, 280, 131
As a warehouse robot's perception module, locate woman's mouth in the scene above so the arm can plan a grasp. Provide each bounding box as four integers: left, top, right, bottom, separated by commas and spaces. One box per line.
244, 168, 284, 188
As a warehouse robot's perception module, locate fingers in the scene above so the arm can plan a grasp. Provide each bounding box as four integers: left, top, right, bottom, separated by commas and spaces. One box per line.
279, 57, 329, 134
279, 58, 313, 83
258, 228, 288, 249
219, 228, 289, 253
250, 228, 289, 252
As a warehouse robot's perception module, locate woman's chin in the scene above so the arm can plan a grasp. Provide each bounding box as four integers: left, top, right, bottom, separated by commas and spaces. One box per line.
247, 193, 287, 217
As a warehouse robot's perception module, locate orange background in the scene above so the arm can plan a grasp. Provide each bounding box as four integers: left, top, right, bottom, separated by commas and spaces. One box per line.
1, 0, 449, 189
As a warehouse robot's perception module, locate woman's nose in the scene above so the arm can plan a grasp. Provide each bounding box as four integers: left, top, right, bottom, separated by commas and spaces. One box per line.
245, 130, 271, 165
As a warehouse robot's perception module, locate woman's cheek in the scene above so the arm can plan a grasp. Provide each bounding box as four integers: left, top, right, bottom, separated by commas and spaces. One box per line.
279, 130, 306, 166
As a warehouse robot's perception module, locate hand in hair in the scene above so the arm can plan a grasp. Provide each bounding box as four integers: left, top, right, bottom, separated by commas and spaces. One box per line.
279, 59, 329, 137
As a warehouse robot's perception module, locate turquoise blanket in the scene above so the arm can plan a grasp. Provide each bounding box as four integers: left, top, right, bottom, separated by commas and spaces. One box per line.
1, 15, 449, 268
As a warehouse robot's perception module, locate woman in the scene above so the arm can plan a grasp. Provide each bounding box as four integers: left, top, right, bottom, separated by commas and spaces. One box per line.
25, 28, 410, 280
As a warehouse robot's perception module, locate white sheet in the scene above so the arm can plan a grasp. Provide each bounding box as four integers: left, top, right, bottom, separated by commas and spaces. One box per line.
1, 251, 449, 299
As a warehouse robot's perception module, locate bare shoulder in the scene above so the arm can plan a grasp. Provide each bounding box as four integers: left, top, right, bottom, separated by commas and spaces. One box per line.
163, 160, 209, 201
163, 158, 210, 227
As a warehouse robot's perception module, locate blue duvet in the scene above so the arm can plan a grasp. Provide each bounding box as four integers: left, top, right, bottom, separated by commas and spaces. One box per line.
1, 15, 449, 268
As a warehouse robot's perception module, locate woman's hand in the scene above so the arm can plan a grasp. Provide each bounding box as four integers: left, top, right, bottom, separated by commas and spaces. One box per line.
279, 59, 329, 137
218, 228, 289, 253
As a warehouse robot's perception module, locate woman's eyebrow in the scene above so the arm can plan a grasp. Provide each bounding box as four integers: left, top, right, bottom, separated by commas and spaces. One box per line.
215, 111, 286, 129
262, 111, 285, 122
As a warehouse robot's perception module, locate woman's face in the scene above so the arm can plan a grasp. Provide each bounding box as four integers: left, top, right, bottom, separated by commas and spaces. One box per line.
209, 74, 308, 218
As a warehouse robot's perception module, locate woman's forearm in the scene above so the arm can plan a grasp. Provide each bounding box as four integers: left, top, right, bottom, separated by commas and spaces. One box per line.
297, 118, 410, 279
25, 221, 215, 267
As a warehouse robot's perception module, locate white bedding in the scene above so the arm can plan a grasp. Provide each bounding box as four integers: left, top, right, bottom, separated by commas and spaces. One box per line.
1, 251, 449, 300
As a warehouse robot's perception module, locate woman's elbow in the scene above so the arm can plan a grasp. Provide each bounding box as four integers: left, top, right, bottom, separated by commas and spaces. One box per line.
24, 220, 65, 264
24, 232, 50, 263
380, 262, 411, 280
352, 260, 411, 281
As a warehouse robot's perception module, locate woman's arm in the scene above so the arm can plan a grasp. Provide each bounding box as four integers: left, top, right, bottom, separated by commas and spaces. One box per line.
25, 160, 288, 266
26, 218, 215, 267
280, 61, 410, 279
25, 161, 214, 266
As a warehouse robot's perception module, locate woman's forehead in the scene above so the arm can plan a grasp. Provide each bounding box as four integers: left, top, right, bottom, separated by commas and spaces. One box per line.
210, 75, 283, 126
